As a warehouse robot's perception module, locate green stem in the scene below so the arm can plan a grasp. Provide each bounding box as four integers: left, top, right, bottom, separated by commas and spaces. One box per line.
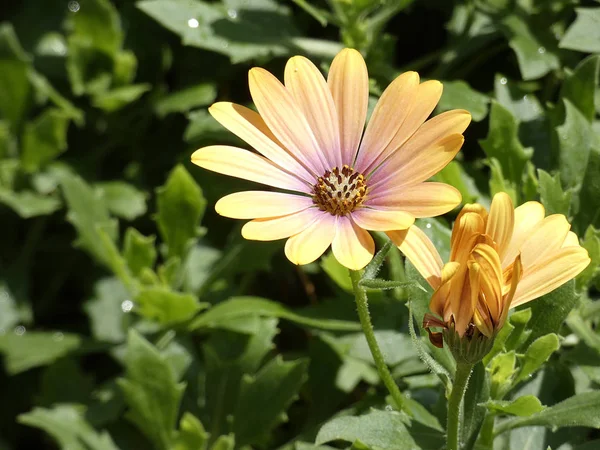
476, 413, 496, 449
447, 362, 474, 450
349, 269, 406, 411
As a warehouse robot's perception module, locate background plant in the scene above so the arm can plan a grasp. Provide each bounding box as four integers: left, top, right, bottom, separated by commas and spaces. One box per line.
1, 0, 600, 449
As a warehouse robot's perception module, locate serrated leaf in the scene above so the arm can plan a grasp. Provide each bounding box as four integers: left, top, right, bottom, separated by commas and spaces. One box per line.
504, 308, 532, 351
489, 351, 517, 398
156, 164, 205, 258
190, 296, 361, 332
96, 181, 147, 221
137, 0, 299, 64
92, 84, 151, 112
494, 74, 544, 123
118, 330, 186, 450
559, 8, 600, 54
135, 287, 205, 325
21, 108, 71, 172
480, 101, 533, 185
234, 356, 308, 446
60, 173, 119, 266
18, 404, 118, 450
172, 412, 208, 450
0, 189, 61, 218
434, 161, 480, 204
501, 15, 560, 80
522, 279, 578, 346
0, 331, 81, 375
488, 157, 518, 204
436, 80, 489, 121
485, 396, 545, 417
555, 100, 595, 189
155, 83, 217, 117
497, 391, 600, 433
84, 277, 129, 343
516, 334, 560, 384
577, 226, 600, 288
559, 55, 600, 123
537, 169, 571, 217
0, 23, 31, 129
315, 409, 417, 450
27, 70, 85, 126
202, 318, 278, 441
123, 228, 157, 277
578, 146, 600, 229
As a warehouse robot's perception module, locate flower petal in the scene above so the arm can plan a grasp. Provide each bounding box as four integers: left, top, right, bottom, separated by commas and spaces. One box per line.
215, 191, 313, 219
430, 261, 460, 318
450, 212, 486, 263
192, 145, 310, 192
208, 102, 314, 183
351, 207, 415, 231
369, 134, 465, 188
327, 48, 369, 165
363, 80, 444, 174
518, 214, 572, 269
367, 182, 462, 218
249, 68, 328, 175
563, 231, 580, 247
369, 110, 471, 185
502, 201, 545, 267
485, 192, 514, 260
354, 71, 420, 172
284, 214, 337, 265
511, 246, 590, 307
470, 243, 503, 322
241, 207, 320, 241
285, 56, 341, 168
455, 261, 481, 337
388, 226, 443, 289
331, 216, 375, 270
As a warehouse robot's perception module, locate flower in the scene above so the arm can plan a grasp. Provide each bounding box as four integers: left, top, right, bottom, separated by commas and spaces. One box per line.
390, 193, 590, 346
191, 48, 471, 270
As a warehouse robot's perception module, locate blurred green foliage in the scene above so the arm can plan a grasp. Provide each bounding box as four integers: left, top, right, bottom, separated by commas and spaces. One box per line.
1, 0, 600, 449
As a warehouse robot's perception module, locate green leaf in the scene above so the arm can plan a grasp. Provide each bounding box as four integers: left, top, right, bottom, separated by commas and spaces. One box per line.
137, 0, 300, 64
578, 146, 600, 229
321, 252, 353, 292
156, 164, 206, 258
480, 101, 533, 185
537, 170, 571, 217
315, 409, 418, 450
96, 181, 147, 221
190, 296, 361, 332
555, 99, 595, 189
0, 331, 81, 375
123, 228, 157, 277
559, 8, 600, 54
489, 351, 517, 399
501, 15, 560, 80
494, 74, 544, 122
18, 405, 118, 450
433, 161, 480, 204
436, 80, 489, 121
522, 279, 578, 346
234, 356, 308, 446
488, 158, 518, 204
504, 308, 533, 352
135, 287, 205, 325
84, 277, 129, 344
91, 84, 151, 112
516, 334, 560, 384
67, 0, 123, 55
203, 318, 278, 440
484, 396, 545, 417
172, 413, 208, 450
0, 189, 61, 218
497, 391, 600, 433
210, 435, 235, 450
0, 23, 31, 129
118, 330, 185, 450
21, 108, 70, 172
577, 226, 600, 288
27, 70, 85, 126
559, 55, 600, 123
155, 83, 217, 117
59, 172, 119, 266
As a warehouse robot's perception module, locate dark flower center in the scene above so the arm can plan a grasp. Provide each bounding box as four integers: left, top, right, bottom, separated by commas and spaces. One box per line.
312, 165, 368, 216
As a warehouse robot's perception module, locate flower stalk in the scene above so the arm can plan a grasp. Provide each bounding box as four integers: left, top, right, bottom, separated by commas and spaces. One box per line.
349, 269, 406, 411
446, 362, 474, 450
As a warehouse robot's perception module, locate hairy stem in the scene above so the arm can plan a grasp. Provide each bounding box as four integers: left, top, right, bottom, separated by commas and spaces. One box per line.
349, 269, 406, 411
447, 362, 474, 450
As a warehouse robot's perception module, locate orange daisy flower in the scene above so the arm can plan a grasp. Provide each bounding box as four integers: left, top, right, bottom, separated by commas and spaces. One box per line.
192, 49, 471, 270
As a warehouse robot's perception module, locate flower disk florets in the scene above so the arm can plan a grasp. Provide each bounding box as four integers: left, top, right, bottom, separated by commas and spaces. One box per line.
312, 165, 368, 216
